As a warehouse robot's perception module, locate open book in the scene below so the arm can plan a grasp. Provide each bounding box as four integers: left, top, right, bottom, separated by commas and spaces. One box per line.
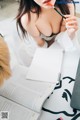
0, 81, 55, 120
0, 48, 64, 120
26, 48, 64, 83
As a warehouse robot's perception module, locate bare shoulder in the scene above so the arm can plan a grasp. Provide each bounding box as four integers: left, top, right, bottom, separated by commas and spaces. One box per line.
21, 13, 29, 31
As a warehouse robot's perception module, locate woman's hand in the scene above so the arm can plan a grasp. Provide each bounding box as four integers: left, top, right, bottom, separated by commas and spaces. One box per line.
64, 15, 78, 39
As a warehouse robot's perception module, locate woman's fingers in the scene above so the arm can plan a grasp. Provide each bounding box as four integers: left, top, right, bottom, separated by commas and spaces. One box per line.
66, 21, 78, 26
66, 25, 78, 30
63, 15, 78, 39
63, 15, 78, 32
66, 23, 78, 30
64, 15, 76, 20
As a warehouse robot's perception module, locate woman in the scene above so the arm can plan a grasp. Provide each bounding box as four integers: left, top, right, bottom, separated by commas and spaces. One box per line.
16, 0, 78, 47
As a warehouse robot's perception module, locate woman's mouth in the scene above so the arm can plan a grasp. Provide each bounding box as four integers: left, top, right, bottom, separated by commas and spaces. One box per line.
43, 0, 51, 4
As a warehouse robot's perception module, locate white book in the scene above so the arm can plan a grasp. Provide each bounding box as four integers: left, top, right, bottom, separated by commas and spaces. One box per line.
0, 82, 39, 120
0, 80, 55, 120
0, 96, 39, 120
26, 48, 64, 83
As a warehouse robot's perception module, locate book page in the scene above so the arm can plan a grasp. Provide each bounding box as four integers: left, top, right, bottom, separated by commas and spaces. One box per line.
0, 82, 42, 112
0, 96, 39, 120
27, 48, 64, 83
0, 81, 54, 113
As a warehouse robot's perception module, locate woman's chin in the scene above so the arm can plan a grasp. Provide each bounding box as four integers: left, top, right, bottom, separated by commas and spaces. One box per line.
42, 5, 52, 9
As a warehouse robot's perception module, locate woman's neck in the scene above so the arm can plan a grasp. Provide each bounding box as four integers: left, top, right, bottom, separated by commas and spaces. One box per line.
41, 7, 51, 12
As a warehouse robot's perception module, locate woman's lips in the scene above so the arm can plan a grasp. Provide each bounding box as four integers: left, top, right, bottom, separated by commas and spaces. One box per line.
43, 0, 51, 4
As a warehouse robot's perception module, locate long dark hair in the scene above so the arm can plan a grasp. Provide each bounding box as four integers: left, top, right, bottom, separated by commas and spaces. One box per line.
16, 0, 75, 37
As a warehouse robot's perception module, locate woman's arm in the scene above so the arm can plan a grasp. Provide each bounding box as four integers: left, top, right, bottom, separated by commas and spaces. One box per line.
33, 36, 47, 47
